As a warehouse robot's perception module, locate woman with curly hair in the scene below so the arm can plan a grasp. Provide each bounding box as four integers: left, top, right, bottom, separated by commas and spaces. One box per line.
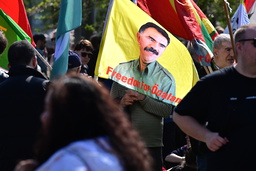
15, 75, 152, 171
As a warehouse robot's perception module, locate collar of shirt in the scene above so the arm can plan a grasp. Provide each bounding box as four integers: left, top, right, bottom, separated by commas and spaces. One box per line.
211, 58, 220, 71
133, 58, 158, 76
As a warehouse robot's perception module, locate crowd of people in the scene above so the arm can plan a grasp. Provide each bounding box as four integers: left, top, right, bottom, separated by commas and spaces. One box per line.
0, 21, 255, 171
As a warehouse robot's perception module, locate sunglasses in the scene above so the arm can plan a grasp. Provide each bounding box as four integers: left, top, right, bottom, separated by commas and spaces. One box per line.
238, 38, 256, 47
81, 52, 93, 58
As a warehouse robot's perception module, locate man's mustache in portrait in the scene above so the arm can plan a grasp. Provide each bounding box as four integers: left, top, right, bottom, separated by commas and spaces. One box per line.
144, 47, 159, 55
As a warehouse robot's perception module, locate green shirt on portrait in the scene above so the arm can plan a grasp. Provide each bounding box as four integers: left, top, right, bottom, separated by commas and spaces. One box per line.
110, 59, 176, 105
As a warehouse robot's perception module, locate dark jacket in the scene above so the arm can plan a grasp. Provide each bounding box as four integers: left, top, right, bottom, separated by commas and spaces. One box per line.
0, 65, 49, 171
197, 58, 219, 78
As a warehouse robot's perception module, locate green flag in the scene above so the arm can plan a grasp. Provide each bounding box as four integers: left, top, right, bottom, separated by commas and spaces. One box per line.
50, 0, 82, 79
0, 9, 31, 70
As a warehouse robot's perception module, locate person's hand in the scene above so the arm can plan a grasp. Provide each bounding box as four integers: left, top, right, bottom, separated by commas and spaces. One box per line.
120, 90, 138, 107
132, 91, 146, 101
120, 90, 145, 107
205, 132, 229, 152
79, 73, 92, 80
14, 159, 38, 171
80, 73, 88, 77
125, 90, 146, 101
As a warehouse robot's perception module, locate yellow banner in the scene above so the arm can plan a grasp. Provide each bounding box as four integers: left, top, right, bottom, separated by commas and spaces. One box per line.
95, 0, 199, 105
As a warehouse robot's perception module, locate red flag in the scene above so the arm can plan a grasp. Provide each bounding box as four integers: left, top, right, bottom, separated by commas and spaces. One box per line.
137, 0, 218, 66
244, 0, 254, 12
0, 0, 35, 46
245, 0, 256, 24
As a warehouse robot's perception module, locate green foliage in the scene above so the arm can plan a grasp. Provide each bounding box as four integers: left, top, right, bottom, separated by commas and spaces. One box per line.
84, 24, 95, 32
24, 0, 109, 38
195, 0, 240, 28
23, 0, 242, 37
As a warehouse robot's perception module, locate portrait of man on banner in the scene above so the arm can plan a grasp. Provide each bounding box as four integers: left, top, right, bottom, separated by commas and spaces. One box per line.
110, 22, 176, 105
96, 0, 198, 107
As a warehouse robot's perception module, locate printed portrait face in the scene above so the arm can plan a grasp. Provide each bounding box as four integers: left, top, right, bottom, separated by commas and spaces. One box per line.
137, 27, 168, 65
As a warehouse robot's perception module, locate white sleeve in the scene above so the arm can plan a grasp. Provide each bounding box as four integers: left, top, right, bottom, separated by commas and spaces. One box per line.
36, 150, 89, 171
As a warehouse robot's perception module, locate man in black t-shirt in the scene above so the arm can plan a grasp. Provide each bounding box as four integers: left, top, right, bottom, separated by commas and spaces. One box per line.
173, 24, 256, 171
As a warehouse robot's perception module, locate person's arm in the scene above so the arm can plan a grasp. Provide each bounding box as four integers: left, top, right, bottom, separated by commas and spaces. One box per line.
165, 145, 187, 163
173, 111, 229, 152
110, 82, 137, 107
111, 83, 172, 118
14, 159, 38, 171
119, 90, 138, 107
139, 95, 172, 118
125, 89, 172, 118
165, 153, 185, 164
110, 82, 125, 103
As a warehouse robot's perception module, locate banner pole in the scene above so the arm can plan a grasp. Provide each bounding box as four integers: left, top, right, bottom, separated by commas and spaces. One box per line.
25, 39, 52, 71
222, 0, 237, 60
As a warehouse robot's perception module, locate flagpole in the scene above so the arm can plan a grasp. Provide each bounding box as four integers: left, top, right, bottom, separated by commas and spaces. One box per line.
203, 66, 210, 74
94, 0, 114, 82
222, 0, 237, 60
25, 39, 52, 71
34, 46, 52, 71
101, 0, 114, 38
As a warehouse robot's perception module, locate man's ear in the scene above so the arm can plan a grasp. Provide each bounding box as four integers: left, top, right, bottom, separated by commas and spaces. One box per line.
136, 32, 141, 44
32, 56, 38, 68
213, 48, 218, 57
76, 66, 81, 75
235, 42, 242, 53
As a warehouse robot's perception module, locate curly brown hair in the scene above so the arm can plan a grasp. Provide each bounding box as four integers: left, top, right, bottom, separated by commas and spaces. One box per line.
35, 75, 152, 171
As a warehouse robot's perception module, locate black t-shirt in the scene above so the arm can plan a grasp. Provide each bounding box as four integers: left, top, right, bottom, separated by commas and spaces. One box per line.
175, 66, 256, 171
